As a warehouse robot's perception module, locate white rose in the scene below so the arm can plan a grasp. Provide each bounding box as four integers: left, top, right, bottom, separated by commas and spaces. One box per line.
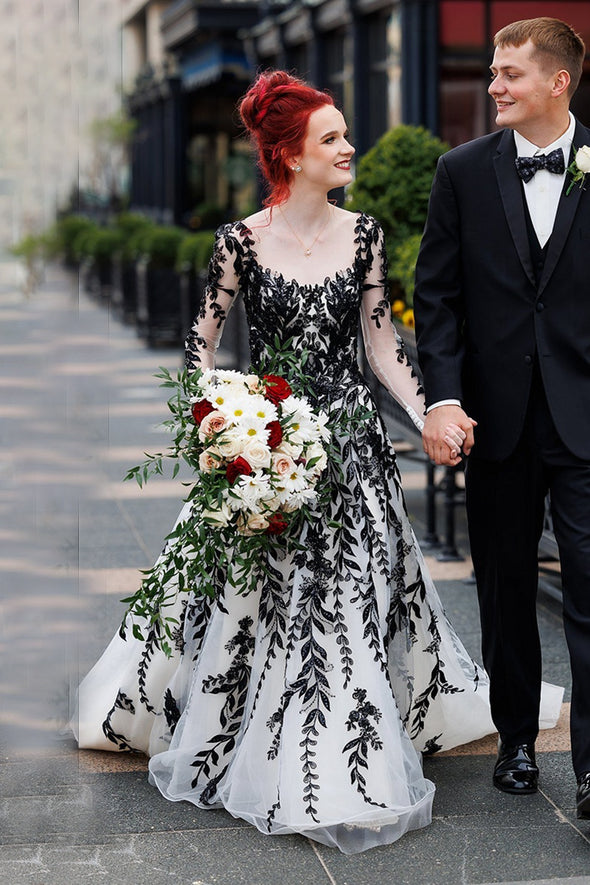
244, 374, 263, 393
576, 145, 590, 173
215, 427, 246, 459
242, 439, 272, 470
275, 440, 303, 460
236, 512, 269, 535
201, 500, 232, 528
246, 513, 269, 532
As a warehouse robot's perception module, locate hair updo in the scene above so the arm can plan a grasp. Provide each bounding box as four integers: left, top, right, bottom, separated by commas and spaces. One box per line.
239, 70, 334, 206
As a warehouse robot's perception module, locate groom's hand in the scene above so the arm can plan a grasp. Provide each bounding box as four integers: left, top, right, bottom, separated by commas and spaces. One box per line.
422, 405, 476, 465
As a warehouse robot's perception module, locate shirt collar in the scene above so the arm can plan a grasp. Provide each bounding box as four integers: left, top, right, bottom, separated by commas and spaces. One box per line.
513, 112, 576, 158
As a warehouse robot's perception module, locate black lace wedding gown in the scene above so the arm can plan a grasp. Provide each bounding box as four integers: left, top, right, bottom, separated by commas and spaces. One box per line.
74, 213, 562, 853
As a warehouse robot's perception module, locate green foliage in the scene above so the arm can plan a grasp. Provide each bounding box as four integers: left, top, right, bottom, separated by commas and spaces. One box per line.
9, 233, 48, 263
115, 212, 152, 237
188, 202, 227, 230
114, 212, 154, 262
389, 233, 422, 306
52, 215, 97, 264
133, 224, 186, 268
9, 233, 52, 294
176, 230, 216, 272
88, 110, 137, 148
72, 223, 101, 262
347, 124, 449, 273
86, 228, 125, 266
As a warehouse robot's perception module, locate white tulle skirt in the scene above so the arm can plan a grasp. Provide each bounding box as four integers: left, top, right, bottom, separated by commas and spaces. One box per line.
74, 434, 563, 854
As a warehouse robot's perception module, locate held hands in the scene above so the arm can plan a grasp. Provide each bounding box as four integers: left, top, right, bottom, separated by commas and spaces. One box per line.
422, 405, 477, 467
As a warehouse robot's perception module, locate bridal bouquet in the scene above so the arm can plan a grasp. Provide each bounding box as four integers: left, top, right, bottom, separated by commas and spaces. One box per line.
121, 345, 360, 655
187, 367, 329, 535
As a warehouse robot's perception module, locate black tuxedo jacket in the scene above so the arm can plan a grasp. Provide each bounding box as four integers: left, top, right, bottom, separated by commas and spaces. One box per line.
414, 120, 590, 461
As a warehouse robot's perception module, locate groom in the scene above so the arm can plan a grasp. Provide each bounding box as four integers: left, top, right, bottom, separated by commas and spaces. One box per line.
414, 17, 590, 817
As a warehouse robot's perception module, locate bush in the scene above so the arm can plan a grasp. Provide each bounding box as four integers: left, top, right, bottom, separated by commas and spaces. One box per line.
389, 233, 422, 307
187, 202, 226, 230
135, 225, 186, 269
87, 228, 125, 267
71, 222, 101, 263
347, 124, 448, 272
52, 215, 97, 265
9, 233, 48, 264
9, 233, 50, 294
177, 230, 216, 272
114, 213, 154, 263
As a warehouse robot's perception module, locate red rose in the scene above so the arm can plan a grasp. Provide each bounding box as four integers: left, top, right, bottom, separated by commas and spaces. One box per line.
266, 512, 288, 535
226, 456, 253, 485
263, 374, 292, 404
191, 399, 215, 425
266, 420, 283, 448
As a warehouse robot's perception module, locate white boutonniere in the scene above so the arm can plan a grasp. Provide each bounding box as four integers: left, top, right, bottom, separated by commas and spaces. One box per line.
566, 145, 590, 195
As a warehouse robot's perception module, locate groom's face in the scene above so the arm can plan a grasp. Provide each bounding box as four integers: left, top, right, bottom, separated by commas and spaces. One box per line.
489, 40, 557, 134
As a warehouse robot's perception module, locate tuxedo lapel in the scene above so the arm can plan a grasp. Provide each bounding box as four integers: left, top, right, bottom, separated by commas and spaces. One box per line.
538, 121, 589, 296
493, 129, 536, 288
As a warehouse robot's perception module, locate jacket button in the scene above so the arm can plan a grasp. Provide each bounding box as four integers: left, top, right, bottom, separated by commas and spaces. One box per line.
524, 355, 533, 365
536, 302, 545, 312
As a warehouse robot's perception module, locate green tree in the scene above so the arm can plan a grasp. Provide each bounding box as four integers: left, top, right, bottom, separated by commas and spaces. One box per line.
347, 124, 449, 275
87, 110, 137, 208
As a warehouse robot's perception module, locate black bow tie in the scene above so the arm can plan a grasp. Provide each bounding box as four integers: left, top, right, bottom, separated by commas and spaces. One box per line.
515, 148, 565, 182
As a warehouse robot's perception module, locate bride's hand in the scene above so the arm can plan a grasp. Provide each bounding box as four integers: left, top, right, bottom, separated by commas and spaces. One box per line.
443, 422, 467, 460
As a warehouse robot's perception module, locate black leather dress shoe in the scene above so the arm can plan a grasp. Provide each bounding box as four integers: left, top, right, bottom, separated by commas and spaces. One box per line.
576, 772, 590, 819
493, 741, 538, 794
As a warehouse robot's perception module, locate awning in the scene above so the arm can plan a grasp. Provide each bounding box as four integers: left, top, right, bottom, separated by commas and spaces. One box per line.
181, 44, 252, 91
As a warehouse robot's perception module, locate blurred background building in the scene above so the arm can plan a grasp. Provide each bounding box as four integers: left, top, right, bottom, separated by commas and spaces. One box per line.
122, 0, 590, 227
0, 0, 123, 264
3, 0, 590, 256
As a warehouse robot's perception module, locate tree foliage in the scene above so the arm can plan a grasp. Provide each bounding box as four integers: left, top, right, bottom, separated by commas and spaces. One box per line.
348, 124, 449, 275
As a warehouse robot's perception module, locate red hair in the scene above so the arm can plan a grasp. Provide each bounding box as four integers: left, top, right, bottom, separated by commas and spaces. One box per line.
239, 70, 334, 206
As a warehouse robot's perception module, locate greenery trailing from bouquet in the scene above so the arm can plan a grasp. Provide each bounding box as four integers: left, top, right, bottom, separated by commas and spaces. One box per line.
120, 338, 372, 656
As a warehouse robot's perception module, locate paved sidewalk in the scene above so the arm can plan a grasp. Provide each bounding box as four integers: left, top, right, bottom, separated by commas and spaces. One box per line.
0, 266, 588, 884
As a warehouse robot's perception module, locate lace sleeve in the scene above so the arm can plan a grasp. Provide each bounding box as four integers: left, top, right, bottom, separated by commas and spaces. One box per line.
185, 226, 239, 371
360, 223, 426, 432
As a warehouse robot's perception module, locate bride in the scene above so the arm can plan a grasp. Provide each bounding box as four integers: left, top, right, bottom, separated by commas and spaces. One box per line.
73, 71, 561, 854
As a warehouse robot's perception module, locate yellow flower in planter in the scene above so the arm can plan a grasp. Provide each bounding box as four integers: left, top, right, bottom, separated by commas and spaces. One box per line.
391, 299, 406, 318
401, 308, 415, 328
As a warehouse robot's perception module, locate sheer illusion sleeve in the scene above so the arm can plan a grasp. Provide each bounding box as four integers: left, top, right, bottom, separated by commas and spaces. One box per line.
360, 223, 426, 432
185, 226, 239, 371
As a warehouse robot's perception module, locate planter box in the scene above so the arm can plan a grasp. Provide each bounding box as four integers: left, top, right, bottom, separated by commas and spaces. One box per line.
136, 263, 183, 347
96, 260, 113, 303
112, 259, 138, 324
180, 269, 207, 343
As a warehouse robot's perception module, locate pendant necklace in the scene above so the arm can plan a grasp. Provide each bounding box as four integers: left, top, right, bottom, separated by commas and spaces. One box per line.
279, 205, 333, 257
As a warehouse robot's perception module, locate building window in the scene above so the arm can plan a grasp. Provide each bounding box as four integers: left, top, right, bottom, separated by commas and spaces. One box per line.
286, 42, 310, 81
324, 28, 347, 112
439, 0, 590, 144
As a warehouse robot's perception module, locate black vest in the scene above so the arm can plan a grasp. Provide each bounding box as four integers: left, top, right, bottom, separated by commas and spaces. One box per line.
522, 190, 550, 287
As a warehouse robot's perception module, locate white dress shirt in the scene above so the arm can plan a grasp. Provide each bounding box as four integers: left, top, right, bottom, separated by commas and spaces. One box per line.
513, 112, 575, 247
426, 114, 576, 415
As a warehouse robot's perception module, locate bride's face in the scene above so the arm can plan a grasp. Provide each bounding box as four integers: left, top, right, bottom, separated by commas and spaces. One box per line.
294, 105, 354, 189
